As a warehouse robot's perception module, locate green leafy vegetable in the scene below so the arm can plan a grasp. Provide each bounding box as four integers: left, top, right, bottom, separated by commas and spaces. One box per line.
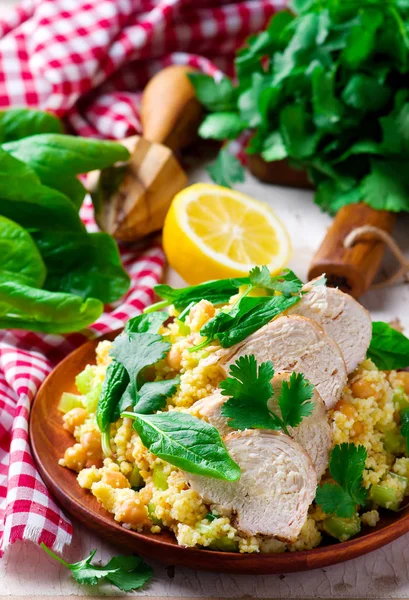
0, 215, 46, 287
206, 147, 245, 188
122, 410, 241, 481
0, 108, 63, 143
220, 355, 314, 433
315, 443, 368, 517
249, 266, 303, 297
190, 0, 409, 215
40, 544, 152, 592
400, 408, 409, 453
367, 321, 409, 370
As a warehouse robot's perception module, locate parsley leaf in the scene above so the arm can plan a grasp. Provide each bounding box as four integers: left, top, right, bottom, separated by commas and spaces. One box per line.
220, 355, 280, 430
199, 113, 247, 141
249, 266, 303, 297
220, 355, 314, 433
188, 73, 237, 112
401, 408, 409, 454
367, 321, 409, 370
40, 544, 152, 592
278, 372, 315, 429
315, 443, 368, 518
207, 148, 245, 189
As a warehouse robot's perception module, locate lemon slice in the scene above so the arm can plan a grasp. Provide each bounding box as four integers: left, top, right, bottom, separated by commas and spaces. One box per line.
163, 183, 292, 284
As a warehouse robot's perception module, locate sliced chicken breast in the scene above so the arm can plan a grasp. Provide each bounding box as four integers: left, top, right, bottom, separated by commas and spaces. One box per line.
204, 315, 347, 409
191, 373, 332, 480
186, 429, 317, 542
286, 280, 372, 374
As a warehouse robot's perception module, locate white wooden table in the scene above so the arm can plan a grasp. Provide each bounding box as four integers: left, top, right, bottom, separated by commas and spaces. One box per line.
2, 164, 409, 598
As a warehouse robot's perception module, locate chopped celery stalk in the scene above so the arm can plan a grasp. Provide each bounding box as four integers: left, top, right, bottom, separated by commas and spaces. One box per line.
58, 392, 84, 413
369, 484, 401, 511
84, 381, 103, 414
209, 537, 239, 552
394, 388, 409, 411
175, 318, 190, 336
383, 430, 406, 454
323, 515, 361, 541
152, 464, 168, 490
147, 501, 162, 525
130, 465, 142, 489
75, 365, 96, 395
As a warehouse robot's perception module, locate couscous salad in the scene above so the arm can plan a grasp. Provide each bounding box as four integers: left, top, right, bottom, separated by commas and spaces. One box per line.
59, 267, 409, 553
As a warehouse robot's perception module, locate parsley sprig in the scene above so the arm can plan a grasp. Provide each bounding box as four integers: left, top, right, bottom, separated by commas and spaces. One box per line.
315, 443, 368, 518
41, 544, 152, 592
220, 354, 315, 434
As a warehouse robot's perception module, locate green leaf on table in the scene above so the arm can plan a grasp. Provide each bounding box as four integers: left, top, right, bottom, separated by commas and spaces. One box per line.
279, 104, 319, 159
199, 113, 247, 140
124, 410, 241, 481
0, 108, 63, 143
315, 443, 368, 518
40, 544, 152, 592
0, 215, 46, 288
261, 131, 288, 162
367, 321, 409, 370
207, 148, 245, 188
188, 73, 237, 112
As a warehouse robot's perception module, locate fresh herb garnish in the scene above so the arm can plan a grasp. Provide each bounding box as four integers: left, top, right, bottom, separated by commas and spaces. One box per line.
249, 266, 303, 297
367, 321, 409, 370
220, 354, 314, 434
315, 443, 368, 518
190, 0, 409, 215
206, 147, 245, 189
121, 410, 241, 481
400, 408, 409, 453
96, 312, 178, 455
40, 544, 152, 592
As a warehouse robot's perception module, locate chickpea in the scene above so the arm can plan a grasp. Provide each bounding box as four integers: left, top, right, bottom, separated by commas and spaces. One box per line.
62, 443, 87, 472
351, 379, 377, 399
62, 408, 88, 433
166, 345, 182, 371
335, 399, 357, 419
102, 470, 130, 489
352, 421, 365, 436
85, 457, 103, 469
81, 430, 101, 453
116, 498, 147, 526
394, 372, 409, 395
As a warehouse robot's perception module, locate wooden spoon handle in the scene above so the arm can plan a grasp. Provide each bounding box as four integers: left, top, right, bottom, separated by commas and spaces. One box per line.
308, 204, 396, 298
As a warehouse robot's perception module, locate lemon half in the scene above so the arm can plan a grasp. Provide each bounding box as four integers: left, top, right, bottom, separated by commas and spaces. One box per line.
163, 183, 291, 284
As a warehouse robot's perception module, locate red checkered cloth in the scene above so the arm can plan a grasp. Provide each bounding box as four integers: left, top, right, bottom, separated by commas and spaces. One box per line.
0, 0, 286, 556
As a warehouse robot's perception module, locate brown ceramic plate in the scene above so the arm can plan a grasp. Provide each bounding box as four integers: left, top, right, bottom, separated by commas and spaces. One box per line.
30, 332, 409, 574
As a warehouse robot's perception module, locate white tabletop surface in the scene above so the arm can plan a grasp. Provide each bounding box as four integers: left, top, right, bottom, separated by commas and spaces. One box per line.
1, 0, 409, 596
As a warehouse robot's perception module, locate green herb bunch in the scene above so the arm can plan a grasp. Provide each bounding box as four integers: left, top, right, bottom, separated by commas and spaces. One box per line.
190, 0, 409, 214
0, 108, 131, 332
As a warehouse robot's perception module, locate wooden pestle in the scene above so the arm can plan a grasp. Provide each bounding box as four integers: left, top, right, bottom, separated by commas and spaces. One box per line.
308, 204, 396, 298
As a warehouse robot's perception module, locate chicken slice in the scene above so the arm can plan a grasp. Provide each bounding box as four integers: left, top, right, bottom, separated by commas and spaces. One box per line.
204, 315, 347, 409
186, 429, 317, 541
286, 280, 372, 374
191, 373, 332, 480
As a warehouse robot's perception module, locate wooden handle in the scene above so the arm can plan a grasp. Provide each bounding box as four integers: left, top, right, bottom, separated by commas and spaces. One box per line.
308, 204, 396, 298
140, 65, 203, 152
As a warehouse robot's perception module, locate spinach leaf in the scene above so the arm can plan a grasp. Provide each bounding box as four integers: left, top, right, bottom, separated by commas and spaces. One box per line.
0, 108, 63, 143
2, 134, 130, 180
38, 231, 130, 303
134, 378, 180, 414
0, 215, 46, 287
367, 321, 409, 370
123, 411, 241, 481
148, 278, 248, 311
0, 276, 102, 333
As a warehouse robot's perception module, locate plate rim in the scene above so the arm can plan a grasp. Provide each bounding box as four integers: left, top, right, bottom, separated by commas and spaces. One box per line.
29, 331, 409, 574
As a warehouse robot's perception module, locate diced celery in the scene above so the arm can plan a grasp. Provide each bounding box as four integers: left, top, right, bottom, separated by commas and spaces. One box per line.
369, 484, 401, 511
383, 430, 406, 454
84, 380, 103, 414
323, 515, 361, 541
75, 365, 96, 395
152, 464, 168, 490
130, 465, 142, 489
209, 537, 239, 552
147, 501, 162, 525
394, 387, 409, 411
58, 392, 84, 414
175, 318, 190, 336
